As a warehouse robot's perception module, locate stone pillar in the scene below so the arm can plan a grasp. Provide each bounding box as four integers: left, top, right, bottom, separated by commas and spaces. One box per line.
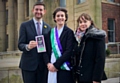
7, 0, 15, 51
88, 0, 102, 29
95, 0, 102, 29
29, 0, 36, 19
60, 0, 66, 7
66, 0, 75, 31
17, 0, 25, 36
17, 0, 25, 51
14, 2, 18, 50
0, 1, 6, 51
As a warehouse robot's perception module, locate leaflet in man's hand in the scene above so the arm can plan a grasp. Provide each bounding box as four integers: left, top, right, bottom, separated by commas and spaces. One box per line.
35, 35, 46, 53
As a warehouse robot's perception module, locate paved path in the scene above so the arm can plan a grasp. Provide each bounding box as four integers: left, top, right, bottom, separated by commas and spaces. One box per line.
0, 58, 120, 83
102, 77, 120, 83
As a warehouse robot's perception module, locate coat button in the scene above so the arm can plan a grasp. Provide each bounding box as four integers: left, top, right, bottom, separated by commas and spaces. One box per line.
81, 74, 83, 76
80, 66, 82, 68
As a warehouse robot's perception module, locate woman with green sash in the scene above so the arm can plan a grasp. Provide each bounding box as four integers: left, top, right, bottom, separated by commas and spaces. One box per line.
43, 7, 75, 83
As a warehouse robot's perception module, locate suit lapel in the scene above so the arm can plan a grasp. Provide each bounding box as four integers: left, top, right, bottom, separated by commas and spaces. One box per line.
30, 19, 37, 35
59, 25, 67, 41
42, 21, 49, 34
42, 21, 45, 34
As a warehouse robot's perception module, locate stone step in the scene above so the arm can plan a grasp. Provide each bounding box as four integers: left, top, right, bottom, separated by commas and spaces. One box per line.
0, 51, 22, 59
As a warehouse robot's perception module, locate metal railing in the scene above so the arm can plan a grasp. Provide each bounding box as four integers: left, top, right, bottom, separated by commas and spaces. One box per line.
106, 42, 120, 54
0, 51, 22, 55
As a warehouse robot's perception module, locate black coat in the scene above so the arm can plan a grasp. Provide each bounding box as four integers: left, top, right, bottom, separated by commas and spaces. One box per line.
43, 25, 75, 83
73, 26, 107, 83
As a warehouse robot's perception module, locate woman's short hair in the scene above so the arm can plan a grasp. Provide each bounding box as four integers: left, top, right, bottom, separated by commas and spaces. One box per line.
53, 7, 68, 22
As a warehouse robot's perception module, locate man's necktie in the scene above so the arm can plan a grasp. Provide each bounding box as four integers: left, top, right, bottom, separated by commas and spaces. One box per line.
37, 22, 41, 35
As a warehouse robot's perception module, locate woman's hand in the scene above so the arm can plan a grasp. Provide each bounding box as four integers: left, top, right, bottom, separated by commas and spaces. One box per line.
47, 63, 58, 72
93, 81, 100, 83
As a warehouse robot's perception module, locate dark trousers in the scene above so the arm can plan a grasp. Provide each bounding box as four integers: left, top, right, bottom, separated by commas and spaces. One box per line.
78, 82, 92, 83
21, 67, 47, 83
78, 81, 101, 83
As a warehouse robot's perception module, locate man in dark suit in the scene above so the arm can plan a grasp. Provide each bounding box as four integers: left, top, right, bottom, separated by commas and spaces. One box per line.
18, 1, 51, 83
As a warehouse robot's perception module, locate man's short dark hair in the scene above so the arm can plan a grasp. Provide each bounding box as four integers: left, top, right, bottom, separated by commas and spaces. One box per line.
33, 1, 45, 9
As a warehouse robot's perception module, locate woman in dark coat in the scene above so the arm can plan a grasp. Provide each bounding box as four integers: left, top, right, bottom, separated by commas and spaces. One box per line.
73, 13, 107, 83
43, 7, 75, 83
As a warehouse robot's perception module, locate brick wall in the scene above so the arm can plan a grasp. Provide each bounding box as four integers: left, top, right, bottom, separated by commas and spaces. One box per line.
115, 0, 120, 3
102, 2, 120, 42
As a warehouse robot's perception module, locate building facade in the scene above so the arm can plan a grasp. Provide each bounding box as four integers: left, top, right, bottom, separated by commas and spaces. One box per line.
102, 0, 120, 53
0, 0, 120, 52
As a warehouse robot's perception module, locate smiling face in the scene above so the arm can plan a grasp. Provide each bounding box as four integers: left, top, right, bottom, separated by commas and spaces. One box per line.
32, 5, 46, 20
78, 16, 91, 32
53, 7, 68, 27
77, 13, 93, 32
54, 11, 66, 26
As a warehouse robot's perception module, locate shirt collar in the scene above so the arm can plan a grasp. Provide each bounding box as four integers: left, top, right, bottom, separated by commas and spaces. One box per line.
33, 17, 43, 25
57, 25, 64, 31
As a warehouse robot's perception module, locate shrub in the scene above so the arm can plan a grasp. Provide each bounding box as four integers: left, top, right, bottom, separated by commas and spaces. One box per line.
106, 49, 110, 57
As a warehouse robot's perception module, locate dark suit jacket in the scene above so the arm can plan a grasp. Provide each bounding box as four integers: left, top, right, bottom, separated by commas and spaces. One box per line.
43, 25, 75, 83
18, 19, 51, 71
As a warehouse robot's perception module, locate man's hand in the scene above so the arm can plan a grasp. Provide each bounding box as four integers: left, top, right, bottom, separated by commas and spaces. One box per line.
28, 40, 37, 50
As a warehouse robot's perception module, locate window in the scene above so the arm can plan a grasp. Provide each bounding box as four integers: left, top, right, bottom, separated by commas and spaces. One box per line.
38, 0, 44, 1
107, 0, 115, 2
77, 0, 85, 4
6, 9, 8, 25
108, 19, 115, 42
60, 0, 66, 7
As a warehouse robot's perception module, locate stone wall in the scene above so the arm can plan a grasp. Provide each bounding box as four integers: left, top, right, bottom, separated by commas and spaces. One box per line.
105, 58, 120, 78
0, 68, 23, 83
0, 51, 22, 83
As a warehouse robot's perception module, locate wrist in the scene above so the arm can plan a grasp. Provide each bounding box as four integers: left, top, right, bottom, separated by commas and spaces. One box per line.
47, 63, 51, 66
26, 45, 30, 51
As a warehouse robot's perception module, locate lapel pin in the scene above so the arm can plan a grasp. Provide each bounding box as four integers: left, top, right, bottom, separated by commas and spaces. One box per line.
44, 25, 47, 28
